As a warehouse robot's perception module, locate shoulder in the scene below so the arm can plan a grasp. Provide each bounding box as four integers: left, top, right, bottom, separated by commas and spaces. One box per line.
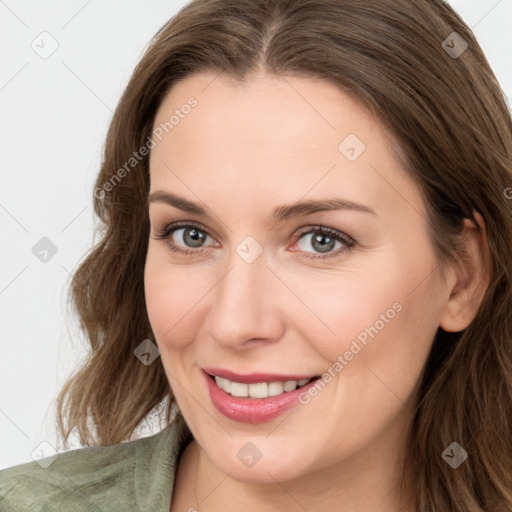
0, 421, 189, 512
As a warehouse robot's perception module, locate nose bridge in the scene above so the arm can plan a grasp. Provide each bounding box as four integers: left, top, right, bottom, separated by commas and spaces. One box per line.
204, 243, 284, 346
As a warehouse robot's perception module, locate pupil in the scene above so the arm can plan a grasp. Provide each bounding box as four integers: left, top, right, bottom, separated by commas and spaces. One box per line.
312, 233, 335, 253
184, 228, 205, 247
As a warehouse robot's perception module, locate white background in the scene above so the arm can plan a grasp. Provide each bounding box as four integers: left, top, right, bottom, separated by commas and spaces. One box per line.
1, 0, 511, 469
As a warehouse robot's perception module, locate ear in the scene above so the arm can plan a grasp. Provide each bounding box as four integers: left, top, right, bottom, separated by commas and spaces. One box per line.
439, 211, 492, 333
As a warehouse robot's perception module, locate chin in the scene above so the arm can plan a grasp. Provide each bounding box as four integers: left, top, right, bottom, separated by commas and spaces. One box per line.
205, 440, 316, 484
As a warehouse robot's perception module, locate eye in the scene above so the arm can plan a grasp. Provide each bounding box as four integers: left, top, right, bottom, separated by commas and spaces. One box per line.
153, 221, 354, 259
153, 221, 217, 254
293, 226, 355, 259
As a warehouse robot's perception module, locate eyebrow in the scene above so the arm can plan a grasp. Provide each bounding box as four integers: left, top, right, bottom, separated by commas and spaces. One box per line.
148, 190, 377, 224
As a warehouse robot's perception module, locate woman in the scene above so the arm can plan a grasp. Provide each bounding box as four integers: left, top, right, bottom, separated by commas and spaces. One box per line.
1, 0, 511, 510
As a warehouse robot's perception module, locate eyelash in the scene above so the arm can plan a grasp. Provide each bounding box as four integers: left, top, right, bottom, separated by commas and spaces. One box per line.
153, 221, 355, 260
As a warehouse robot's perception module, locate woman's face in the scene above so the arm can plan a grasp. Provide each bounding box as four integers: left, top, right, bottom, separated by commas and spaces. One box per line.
144, 71, 452, 483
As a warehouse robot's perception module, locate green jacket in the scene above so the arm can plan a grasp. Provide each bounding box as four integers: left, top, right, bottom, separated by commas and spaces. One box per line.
0, 421, 190, 511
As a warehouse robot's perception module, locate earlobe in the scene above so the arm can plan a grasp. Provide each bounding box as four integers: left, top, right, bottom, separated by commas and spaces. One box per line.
439, 211, 491, 333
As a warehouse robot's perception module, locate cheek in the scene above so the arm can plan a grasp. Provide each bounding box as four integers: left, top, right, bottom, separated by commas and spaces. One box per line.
278, 265, 406, 360
288, 267, 439, 454
289, 251, 441, 390
144, 244, 213, 351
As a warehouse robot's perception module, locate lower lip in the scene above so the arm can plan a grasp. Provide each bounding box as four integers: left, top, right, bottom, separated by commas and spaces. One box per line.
203, 370, 319, 424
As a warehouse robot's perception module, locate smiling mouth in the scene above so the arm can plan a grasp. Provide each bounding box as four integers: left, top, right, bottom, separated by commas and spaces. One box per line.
203, 370, 323, 423
207, 373, 320, 399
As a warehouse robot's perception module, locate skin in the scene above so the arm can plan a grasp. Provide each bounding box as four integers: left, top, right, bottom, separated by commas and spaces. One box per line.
144, 71, 490, 512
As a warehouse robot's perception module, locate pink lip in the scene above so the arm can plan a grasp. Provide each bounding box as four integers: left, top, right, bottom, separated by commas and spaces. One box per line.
203, 367, 317, 384
203, 370, 320, 424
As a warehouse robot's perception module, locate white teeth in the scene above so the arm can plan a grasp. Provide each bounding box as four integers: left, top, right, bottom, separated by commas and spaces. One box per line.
214, 376, 312, 398
215, 377, 231, 394
248, 382, 268, 398
230, 382, 248, 397
283, 380, 297, 392
268, 381, 284, 396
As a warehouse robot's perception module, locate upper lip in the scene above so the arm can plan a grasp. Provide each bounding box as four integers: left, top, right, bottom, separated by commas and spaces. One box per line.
203, 367, 319, 384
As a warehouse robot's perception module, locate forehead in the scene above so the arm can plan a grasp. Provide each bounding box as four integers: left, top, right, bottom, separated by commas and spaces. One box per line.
148, 71, 425, 224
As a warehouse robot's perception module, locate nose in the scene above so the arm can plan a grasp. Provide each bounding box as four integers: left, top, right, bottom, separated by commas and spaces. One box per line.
203, 248, 286, 349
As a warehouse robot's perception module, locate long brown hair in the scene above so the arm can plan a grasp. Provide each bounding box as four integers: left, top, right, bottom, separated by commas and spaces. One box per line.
56, 0, 512, 509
